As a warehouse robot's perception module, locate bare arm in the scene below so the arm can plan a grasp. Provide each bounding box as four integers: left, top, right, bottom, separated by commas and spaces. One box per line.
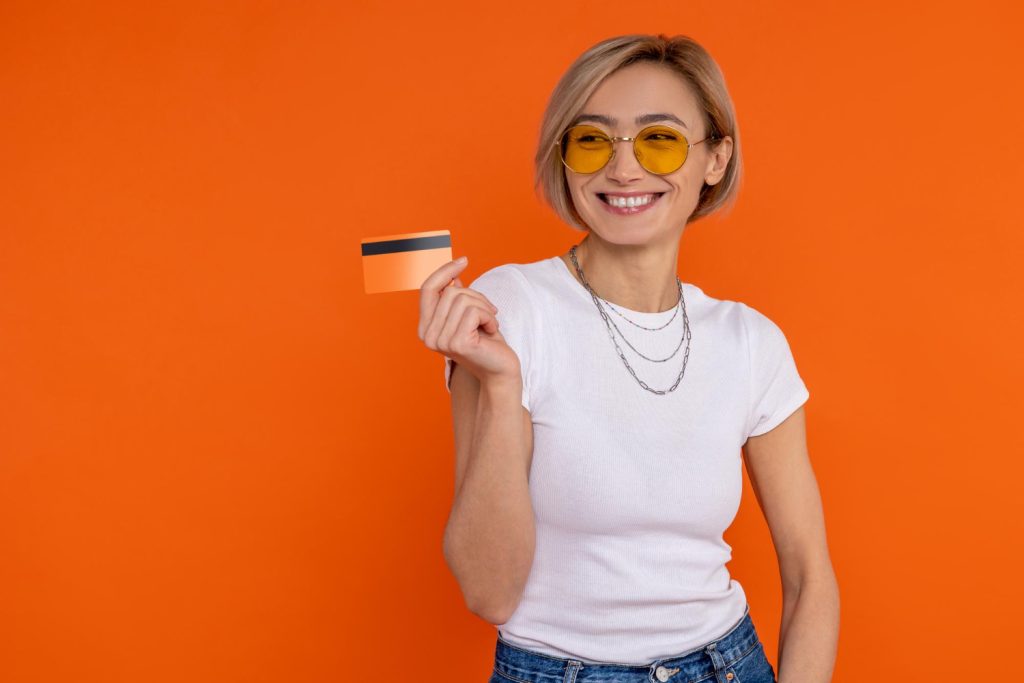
743, 405, 840, 683
417, 257, 537, 625
442, 362, 535, 624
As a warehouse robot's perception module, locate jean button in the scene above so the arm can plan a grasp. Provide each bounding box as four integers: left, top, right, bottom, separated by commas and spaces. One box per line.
655, 666, 670, 682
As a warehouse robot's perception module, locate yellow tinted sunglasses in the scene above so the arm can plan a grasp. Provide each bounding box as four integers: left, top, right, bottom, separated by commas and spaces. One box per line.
555, 123, 718, 175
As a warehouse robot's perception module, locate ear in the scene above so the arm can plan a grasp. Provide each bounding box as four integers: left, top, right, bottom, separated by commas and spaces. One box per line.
703, 135, 734, 187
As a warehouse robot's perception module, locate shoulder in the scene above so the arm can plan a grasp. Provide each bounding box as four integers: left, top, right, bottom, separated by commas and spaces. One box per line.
735, 300, 793, 349
737, 300, 781, 334
469, 263, 527, 288
465, 261, 546, 335
681, 284, 790, 354
732, 299, 801, 369
681, 281, 752, 330
468, 259, 548, 302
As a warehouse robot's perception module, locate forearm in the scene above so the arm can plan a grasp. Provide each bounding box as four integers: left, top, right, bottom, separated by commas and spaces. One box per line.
777, 573, 840, 683
443, 378, 535, 624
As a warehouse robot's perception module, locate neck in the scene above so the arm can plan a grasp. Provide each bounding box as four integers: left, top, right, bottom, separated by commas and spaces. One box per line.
563, 234, 681, 313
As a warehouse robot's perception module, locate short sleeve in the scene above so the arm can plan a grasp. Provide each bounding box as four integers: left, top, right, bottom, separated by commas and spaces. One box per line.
442, 265, 540, 412
742, 304, 810, 438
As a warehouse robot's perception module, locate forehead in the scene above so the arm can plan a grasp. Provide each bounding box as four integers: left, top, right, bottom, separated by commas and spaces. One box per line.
580, 62, 699, 127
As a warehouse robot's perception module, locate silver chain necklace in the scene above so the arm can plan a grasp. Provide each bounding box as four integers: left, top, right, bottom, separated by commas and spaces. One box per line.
600, 289, 681, 331
568, 244, 692, 395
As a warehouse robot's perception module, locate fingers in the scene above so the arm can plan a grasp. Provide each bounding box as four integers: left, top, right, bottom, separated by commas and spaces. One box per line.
425, 285, 499, 352
422, 256, 468, 293
438, 296, 499, 357
421, 275, 498, 346
418, 257, 469, 339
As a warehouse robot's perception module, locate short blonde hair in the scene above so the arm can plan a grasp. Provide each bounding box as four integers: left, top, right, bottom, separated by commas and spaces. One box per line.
534, 34, 742, 231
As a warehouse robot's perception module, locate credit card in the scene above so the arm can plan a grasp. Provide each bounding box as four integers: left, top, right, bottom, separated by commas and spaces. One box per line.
361, 230, 453, 293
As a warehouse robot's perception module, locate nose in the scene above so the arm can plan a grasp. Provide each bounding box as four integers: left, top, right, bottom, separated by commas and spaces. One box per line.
604, 138, 646, 182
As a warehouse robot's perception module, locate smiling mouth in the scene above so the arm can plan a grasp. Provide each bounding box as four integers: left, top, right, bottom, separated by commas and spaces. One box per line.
597, 192, 666, 213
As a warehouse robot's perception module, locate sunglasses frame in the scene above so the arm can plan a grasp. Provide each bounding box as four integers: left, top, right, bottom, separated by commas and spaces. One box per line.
554, 123, 719, 175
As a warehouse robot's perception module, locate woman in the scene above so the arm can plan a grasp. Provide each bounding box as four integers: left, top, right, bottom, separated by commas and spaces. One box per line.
418, 34, 839, 683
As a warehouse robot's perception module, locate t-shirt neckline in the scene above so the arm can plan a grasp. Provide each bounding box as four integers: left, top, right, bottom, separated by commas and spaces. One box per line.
548, 255, 689, 321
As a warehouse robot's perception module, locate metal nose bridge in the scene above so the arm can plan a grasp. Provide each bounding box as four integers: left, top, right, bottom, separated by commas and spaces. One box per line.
604, 135, 644, 168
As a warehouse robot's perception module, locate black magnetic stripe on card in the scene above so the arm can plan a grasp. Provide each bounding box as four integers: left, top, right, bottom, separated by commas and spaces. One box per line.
361, 234, 451, 256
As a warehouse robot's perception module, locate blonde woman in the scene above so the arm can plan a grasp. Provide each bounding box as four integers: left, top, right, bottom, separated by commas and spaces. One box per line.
419, 34, 839, 683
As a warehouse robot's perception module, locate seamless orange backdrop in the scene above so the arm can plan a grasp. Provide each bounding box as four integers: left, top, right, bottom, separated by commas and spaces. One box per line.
2, 1, 1022, 681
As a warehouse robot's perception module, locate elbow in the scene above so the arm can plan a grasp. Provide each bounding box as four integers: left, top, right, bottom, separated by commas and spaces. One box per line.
442, 529, 526, 625
468, 588, 523, 625
469, 600, 513, 626
443, 544, 517, 625
440, 545, 493, 622
455, 572, 518, 625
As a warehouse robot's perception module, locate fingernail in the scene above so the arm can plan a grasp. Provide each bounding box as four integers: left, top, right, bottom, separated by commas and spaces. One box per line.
455, 255, 468, 264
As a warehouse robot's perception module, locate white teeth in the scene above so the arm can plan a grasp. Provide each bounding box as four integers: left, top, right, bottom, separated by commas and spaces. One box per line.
605, 194, 656, 207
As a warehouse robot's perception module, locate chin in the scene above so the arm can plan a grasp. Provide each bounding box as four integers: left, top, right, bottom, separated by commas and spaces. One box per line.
587, 223, 664, 246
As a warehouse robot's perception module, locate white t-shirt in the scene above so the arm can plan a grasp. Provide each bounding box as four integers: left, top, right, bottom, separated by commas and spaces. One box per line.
443, 255, 810, 665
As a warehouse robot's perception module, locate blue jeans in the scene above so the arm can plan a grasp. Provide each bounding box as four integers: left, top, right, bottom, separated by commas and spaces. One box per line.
488, 604, 778, 683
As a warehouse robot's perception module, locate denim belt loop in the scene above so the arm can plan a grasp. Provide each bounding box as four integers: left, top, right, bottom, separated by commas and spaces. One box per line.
562, 659, 583, 683
705, 641, 730, 683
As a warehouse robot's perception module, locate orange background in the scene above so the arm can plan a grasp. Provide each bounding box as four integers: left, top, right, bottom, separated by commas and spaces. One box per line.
2, 1, 1022, 681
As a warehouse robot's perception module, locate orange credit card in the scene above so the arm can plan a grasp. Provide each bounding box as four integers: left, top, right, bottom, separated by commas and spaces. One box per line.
361, 230, 453, 294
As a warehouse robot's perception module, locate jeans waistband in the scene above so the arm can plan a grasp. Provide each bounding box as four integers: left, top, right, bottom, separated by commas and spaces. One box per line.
493, 603, 759, 683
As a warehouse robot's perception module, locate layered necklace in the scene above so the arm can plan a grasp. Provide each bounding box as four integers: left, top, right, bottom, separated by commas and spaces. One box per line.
568, 243, 692, 395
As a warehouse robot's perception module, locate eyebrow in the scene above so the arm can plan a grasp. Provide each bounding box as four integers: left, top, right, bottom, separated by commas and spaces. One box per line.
570, 112, 689, 130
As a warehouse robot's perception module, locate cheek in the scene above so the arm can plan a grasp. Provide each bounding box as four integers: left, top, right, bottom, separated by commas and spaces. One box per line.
665, 173, 703, 204
567, 182, 592, 211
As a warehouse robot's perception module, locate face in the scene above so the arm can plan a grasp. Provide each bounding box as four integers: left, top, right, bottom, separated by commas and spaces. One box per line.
563, 62, 728, 244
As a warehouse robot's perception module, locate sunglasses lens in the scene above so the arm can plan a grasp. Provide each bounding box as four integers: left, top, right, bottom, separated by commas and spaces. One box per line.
635, 125, 688, 174
560, 124, 689, 174
561, 125, 613, 174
